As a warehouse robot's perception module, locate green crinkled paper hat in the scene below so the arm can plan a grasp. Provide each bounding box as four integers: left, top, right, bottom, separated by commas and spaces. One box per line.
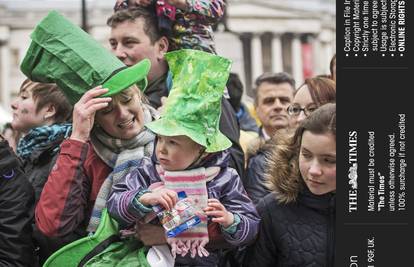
20, 11, 150, 105
145, 49, 232, 153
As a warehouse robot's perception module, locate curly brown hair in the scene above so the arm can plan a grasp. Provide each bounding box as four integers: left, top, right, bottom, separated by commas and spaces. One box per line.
296, 76, 336, 107
266, 103, 336, 203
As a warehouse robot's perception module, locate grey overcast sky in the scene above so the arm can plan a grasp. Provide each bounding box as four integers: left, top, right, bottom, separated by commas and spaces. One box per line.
0, 0, 113, 10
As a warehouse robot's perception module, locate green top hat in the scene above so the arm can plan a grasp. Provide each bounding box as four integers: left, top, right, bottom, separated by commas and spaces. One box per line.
145, 49, 232, 153
20, 11, 150, 105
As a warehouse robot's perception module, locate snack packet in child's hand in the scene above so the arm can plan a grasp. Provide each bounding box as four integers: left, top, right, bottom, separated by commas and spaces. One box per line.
155, 191, 202, 238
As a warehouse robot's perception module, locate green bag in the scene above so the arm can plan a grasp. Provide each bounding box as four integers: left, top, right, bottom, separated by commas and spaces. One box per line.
43, 209, 150, 267
83, 239, 150, 267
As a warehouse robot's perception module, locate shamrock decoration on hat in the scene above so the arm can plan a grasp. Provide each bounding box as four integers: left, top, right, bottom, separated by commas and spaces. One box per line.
20, 11, 150, 105
146, 49, 232, 153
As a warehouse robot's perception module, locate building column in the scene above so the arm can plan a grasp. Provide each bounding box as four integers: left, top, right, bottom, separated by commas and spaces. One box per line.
318, 29, 335, 75
0, 42, 11, 109
325, 42, 334, 70
271, 33, 283, 73
251, 34, 263, 83
291, 34, 303, 85
0, 26, 11, 110
301, 34, 314, 79
239, 33, 253, 96
312, 35, 324, 75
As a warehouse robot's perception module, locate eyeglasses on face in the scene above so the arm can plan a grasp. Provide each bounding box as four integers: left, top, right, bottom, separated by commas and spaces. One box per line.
114, 0, 129, 12
287, 103, 318, 116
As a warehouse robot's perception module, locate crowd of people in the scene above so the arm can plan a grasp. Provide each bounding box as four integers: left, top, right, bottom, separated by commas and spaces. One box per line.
0, 1, 336, 266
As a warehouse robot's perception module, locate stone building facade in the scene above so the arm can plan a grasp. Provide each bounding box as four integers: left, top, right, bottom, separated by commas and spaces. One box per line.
0, 0, 335, 120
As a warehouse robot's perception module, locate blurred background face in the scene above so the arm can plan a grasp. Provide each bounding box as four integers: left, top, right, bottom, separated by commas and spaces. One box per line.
255, 82, 293, 135
95, 87, 145, 140
290, 85, 317, 128
2, 127, 14, 140
1, 124, 21, 152
10, 87, 49, 134
300, 131, 336, 195
155, 135, 203, 171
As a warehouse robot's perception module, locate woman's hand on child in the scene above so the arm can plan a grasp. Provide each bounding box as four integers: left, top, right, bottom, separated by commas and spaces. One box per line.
204, 198, 234, 228
135, 221, 167, 246
139, 188, 178, 210
70, 86, 111, 142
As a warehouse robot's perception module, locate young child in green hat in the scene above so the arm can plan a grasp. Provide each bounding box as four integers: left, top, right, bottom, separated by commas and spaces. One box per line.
107, 49, 259, 265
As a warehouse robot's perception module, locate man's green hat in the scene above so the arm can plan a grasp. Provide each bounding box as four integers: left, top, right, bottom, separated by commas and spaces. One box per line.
145, 49, 232, 153
20, 11, 150, 105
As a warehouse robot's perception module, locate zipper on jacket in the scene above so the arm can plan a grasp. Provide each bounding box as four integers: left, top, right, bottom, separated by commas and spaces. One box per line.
326, 195, 335, 267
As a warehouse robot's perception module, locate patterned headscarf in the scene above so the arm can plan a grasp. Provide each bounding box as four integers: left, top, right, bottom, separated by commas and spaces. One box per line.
17, 123, 72, 159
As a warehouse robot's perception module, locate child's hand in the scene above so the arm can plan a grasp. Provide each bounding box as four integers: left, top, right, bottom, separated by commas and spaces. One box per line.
133, 0, 152, 7
135, 221, 167, 245
204, 198, 234, 228
166, 0, 188, 10
139, 188, 178, 210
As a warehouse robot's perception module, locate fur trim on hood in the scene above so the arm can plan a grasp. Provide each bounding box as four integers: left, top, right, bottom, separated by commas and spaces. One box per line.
245, 128, 295, 164
245, 136, 270, 164
263, 132, 302, 204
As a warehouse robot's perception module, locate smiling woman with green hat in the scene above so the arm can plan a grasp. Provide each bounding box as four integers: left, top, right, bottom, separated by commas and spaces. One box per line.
19, 11, 159, 263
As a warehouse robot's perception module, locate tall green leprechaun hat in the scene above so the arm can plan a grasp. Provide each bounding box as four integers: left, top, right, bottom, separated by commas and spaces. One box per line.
145, 49, 232, 153
20, 11, 150, 105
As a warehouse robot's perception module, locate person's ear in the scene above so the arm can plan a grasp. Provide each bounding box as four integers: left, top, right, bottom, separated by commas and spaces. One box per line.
43, 104, 56, 121
156, 36, 169, 60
